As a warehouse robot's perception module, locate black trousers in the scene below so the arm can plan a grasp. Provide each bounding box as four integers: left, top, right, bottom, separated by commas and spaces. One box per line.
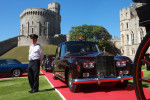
28, 59, 40, 91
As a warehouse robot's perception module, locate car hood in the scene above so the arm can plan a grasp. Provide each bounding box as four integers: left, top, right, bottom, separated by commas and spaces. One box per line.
69, 52, 132, 62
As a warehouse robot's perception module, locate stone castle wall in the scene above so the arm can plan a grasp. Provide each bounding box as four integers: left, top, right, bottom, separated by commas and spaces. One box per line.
0, 37, 18, 56
18, 34, 66, 46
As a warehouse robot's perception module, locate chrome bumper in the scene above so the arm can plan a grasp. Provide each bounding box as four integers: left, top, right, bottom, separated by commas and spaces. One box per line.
73, 76, 133, 85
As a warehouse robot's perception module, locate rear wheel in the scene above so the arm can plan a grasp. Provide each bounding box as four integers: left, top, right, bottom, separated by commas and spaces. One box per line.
12, 69, 22, 77
68, 70, 80, 93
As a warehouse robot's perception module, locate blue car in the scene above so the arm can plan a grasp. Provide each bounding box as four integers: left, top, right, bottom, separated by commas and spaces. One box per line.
0, 59, 28, 77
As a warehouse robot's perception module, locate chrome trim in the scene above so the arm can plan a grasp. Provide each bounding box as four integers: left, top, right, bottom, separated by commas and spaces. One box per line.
73, 76, 133, 85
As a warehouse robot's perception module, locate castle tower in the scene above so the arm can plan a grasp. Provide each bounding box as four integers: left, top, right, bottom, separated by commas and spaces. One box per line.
18, 2, 65, 46
48, 2, 61, 35
120, 3, 146, 60
48, 2, 60, 14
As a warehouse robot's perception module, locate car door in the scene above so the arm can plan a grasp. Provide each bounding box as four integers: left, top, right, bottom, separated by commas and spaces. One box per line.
54, 44, 67, 79
54, 46, 61, 74
0, 60, 9, 74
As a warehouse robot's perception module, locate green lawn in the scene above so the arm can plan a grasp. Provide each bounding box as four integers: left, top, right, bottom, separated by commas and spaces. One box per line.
0, 77, 62, 100
0, 45, 57, 63
129, 65, 150, 89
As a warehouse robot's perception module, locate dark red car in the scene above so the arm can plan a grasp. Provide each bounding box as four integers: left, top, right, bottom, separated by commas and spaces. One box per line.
52, 41, 133, 92
41, 55, 55, 72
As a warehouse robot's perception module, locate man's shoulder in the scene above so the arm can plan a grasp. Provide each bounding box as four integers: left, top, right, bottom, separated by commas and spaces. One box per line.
36, 44, 42, 49
36, 44, 41, 46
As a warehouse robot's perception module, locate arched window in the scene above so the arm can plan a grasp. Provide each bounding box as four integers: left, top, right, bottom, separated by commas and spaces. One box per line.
126, 23, 129, 29
140, 28, 144, 41
132, 49, 135, 54
131, 33, 134, 44
126, 12, 128, 17
127, 34, 129, 44
32, 28, 34, 33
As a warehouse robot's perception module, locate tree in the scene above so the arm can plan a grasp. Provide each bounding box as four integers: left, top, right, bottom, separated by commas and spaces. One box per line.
69, 24, 121, 55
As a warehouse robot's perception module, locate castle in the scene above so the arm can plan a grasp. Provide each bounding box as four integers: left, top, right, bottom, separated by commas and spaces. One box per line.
18, 2, 66, 46
120, 3, 146, 60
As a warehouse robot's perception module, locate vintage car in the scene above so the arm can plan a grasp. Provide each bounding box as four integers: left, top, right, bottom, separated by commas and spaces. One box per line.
41, 55, 55, 72
0, 59, 28, 77
52, 40, 133, 92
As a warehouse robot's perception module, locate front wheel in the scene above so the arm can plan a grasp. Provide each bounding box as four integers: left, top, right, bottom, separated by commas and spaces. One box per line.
11, 69, 22, 77
68, 70, 80, 93
52, 67, 57, 80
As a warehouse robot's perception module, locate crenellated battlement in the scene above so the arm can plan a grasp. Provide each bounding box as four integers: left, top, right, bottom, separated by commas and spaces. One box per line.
20, 8, 58, 19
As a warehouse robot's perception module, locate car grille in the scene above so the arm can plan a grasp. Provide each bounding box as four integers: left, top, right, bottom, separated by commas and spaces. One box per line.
95, 56, 116, 78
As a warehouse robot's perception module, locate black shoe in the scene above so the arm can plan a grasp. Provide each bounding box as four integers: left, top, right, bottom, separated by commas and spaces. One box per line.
28, 90, 33, 93
33, 90, 39, 93
28, 89, 39, 93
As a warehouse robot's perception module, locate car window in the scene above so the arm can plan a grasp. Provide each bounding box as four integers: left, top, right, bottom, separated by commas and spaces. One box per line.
0, 60, 7, 65
66, 43, 100, 54
56, 46, 61, 58
60, 44, 66, 57
7, 59, 21, 64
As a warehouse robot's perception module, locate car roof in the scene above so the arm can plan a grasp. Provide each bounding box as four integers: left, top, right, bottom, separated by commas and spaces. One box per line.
60, 40, 96, 45
0, 58, 17, 60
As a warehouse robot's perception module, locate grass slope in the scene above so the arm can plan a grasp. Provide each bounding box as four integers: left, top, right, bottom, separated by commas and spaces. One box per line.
0, 45, 57, 62
0, 77, 62, 100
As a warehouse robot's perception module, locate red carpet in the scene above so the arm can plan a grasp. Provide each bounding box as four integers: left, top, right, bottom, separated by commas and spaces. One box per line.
41, 69, 150, 100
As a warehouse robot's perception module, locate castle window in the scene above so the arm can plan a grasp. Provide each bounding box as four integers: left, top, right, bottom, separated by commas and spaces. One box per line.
140, 28, 144, 41
22, 30, 24, 35
126, 23, 128, 29
32, 28, 34, 33
22, 24, 24, 35
127, 34, 129, 44
131, 34, 134, 45
126, 12, 128, 17
132, 49, 135, 54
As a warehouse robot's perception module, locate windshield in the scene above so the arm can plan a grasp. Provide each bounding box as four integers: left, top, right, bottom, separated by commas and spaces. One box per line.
66, 42, 100, 54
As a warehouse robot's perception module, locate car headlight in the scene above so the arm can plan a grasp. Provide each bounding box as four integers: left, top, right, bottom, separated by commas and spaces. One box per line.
116, 60, 126, 67
83, 61, 95, 69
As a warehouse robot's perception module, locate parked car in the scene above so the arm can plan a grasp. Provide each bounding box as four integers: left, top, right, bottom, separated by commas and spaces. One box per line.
41, 55, 55, 72
52, 40, 133, 92
0, 59, 28, 77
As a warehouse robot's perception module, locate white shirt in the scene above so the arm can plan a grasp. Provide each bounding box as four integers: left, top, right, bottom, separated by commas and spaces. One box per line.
28, 43, 44, 61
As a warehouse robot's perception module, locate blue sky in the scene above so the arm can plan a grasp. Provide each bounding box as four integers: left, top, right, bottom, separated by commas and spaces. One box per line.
0, 0, 134, 41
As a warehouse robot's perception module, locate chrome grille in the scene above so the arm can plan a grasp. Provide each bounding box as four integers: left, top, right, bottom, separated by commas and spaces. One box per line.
96, 56, 116, 78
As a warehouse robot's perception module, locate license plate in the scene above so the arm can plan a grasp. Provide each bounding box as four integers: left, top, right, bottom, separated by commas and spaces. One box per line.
83, 73, 89, 77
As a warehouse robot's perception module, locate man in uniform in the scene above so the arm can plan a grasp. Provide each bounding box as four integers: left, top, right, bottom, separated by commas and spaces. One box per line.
28, 34, 44, 93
